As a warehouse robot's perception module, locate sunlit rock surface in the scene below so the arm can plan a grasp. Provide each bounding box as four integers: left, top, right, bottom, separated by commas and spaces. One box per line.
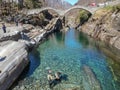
81, 4, 120, 50
0, 41, 29, 90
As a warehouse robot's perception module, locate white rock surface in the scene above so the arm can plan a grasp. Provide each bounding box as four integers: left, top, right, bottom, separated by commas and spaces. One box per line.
0, 41, 29, 90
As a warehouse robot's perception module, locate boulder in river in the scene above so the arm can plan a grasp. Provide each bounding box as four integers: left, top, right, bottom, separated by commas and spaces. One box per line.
82, 65, 101, 90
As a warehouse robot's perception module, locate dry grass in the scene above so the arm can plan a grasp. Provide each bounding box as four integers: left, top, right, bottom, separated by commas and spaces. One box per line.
94, 4, 120, 19
93, 8, 111, 19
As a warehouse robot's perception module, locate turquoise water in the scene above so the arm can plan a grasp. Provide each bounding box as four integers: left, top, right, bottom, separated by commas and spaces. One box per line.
12, 28, 120, 90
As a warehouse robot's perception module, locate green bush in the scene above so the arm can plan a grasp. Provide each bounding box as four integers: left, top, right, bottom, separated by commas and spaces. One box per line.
32, 0, 42, 8
0, 0, 2, 3
102, 4, 120, 13
24, 0, 42, 9
112, 4, 120, 12
103, 5, 113, 10
78, 10, 91, 25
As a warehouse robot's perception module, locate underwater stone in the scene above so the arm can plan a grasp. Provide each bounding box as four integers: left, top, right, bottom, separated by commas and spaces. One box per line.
82, 65, 101, 90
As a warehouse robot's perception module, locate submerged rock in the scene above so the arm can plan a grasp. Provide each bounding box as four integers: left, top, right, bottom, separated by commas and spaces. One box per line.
58, 84, 82, 90
82, 65, 101, 90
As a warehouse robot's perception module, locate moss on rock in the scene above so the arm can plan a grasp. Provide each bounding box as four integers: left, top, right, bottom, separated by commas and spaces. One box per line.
24, 0, 43, 9
76, 10, 91, 26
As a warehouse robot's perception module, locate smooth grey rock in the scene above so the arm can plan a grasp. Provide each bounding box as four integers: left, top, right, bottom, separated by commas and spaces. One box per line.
0, 41, 29, 90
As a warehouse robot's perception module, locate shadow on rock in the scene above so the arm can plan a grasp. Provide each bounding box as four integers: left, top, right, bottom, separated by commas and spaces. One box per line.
0, 56, 6, 61
19, 49, 41, 79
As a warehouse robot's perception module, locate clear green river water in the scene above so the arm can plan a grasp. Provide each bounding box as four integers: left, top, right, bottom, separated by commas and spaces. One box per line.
12, 28, 120, 90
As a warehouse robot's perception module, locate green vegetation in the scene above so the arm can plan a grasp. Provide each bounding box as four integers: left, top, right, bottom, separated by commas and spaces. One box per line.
32, 0, 42, 8
0, 2, 18, 16
77, 10, 91, 25
112, 4, 120, 12
107, 58, 120, 82
24, 0, 42, 9
103, 5, 113, 10
103, 4, 120, 12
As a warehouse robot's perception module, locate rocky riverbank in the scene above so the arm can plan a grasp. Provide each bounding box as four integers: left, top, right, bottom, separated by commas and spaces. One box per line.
76, 5, 120, 83
80, 4, 120, 50
0, 41, 29, 90
0, 16, 63, 90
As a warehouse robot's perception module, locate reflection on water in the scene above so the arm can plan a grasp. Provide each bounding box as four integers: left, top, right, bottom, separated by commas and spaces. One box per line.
11, 28, 120, 90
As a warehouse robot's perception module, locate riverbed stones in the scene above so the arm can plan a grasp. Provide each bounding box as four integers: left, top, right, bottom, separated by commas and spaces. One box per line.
12, 66, 95, 90
58, 84, 82, 90
12, 82, 83, 90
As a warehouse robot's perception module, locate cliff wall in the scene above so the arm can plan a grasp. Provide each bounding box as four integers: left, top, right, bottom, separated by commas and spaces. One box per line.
81, 5, 120, 50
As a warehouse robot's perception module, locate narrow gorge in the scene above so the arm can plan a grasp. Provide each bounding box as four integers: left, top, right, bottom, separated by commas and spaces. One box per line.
0, 0, 120, 90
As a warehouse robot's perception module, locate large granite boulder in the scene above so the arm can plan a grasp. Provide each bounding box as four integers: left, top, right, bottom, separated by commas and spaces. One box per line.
0, 41, 29, 90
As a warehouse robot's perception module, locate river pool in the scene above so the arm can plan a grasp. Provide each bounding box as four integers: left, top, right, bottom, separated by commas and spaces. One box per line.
11, 28, 120, 90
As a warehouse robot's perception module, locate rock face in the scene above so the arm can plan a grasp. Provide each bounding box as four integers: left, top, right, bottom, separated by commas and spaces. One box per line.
0, 41, 29, 90
0, 31, 21, 42
72, 4, 120, 83
96, 42, 120, 82
29, 17, 63, 45
19, 10, 58, 28
80, 5, 120, 50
